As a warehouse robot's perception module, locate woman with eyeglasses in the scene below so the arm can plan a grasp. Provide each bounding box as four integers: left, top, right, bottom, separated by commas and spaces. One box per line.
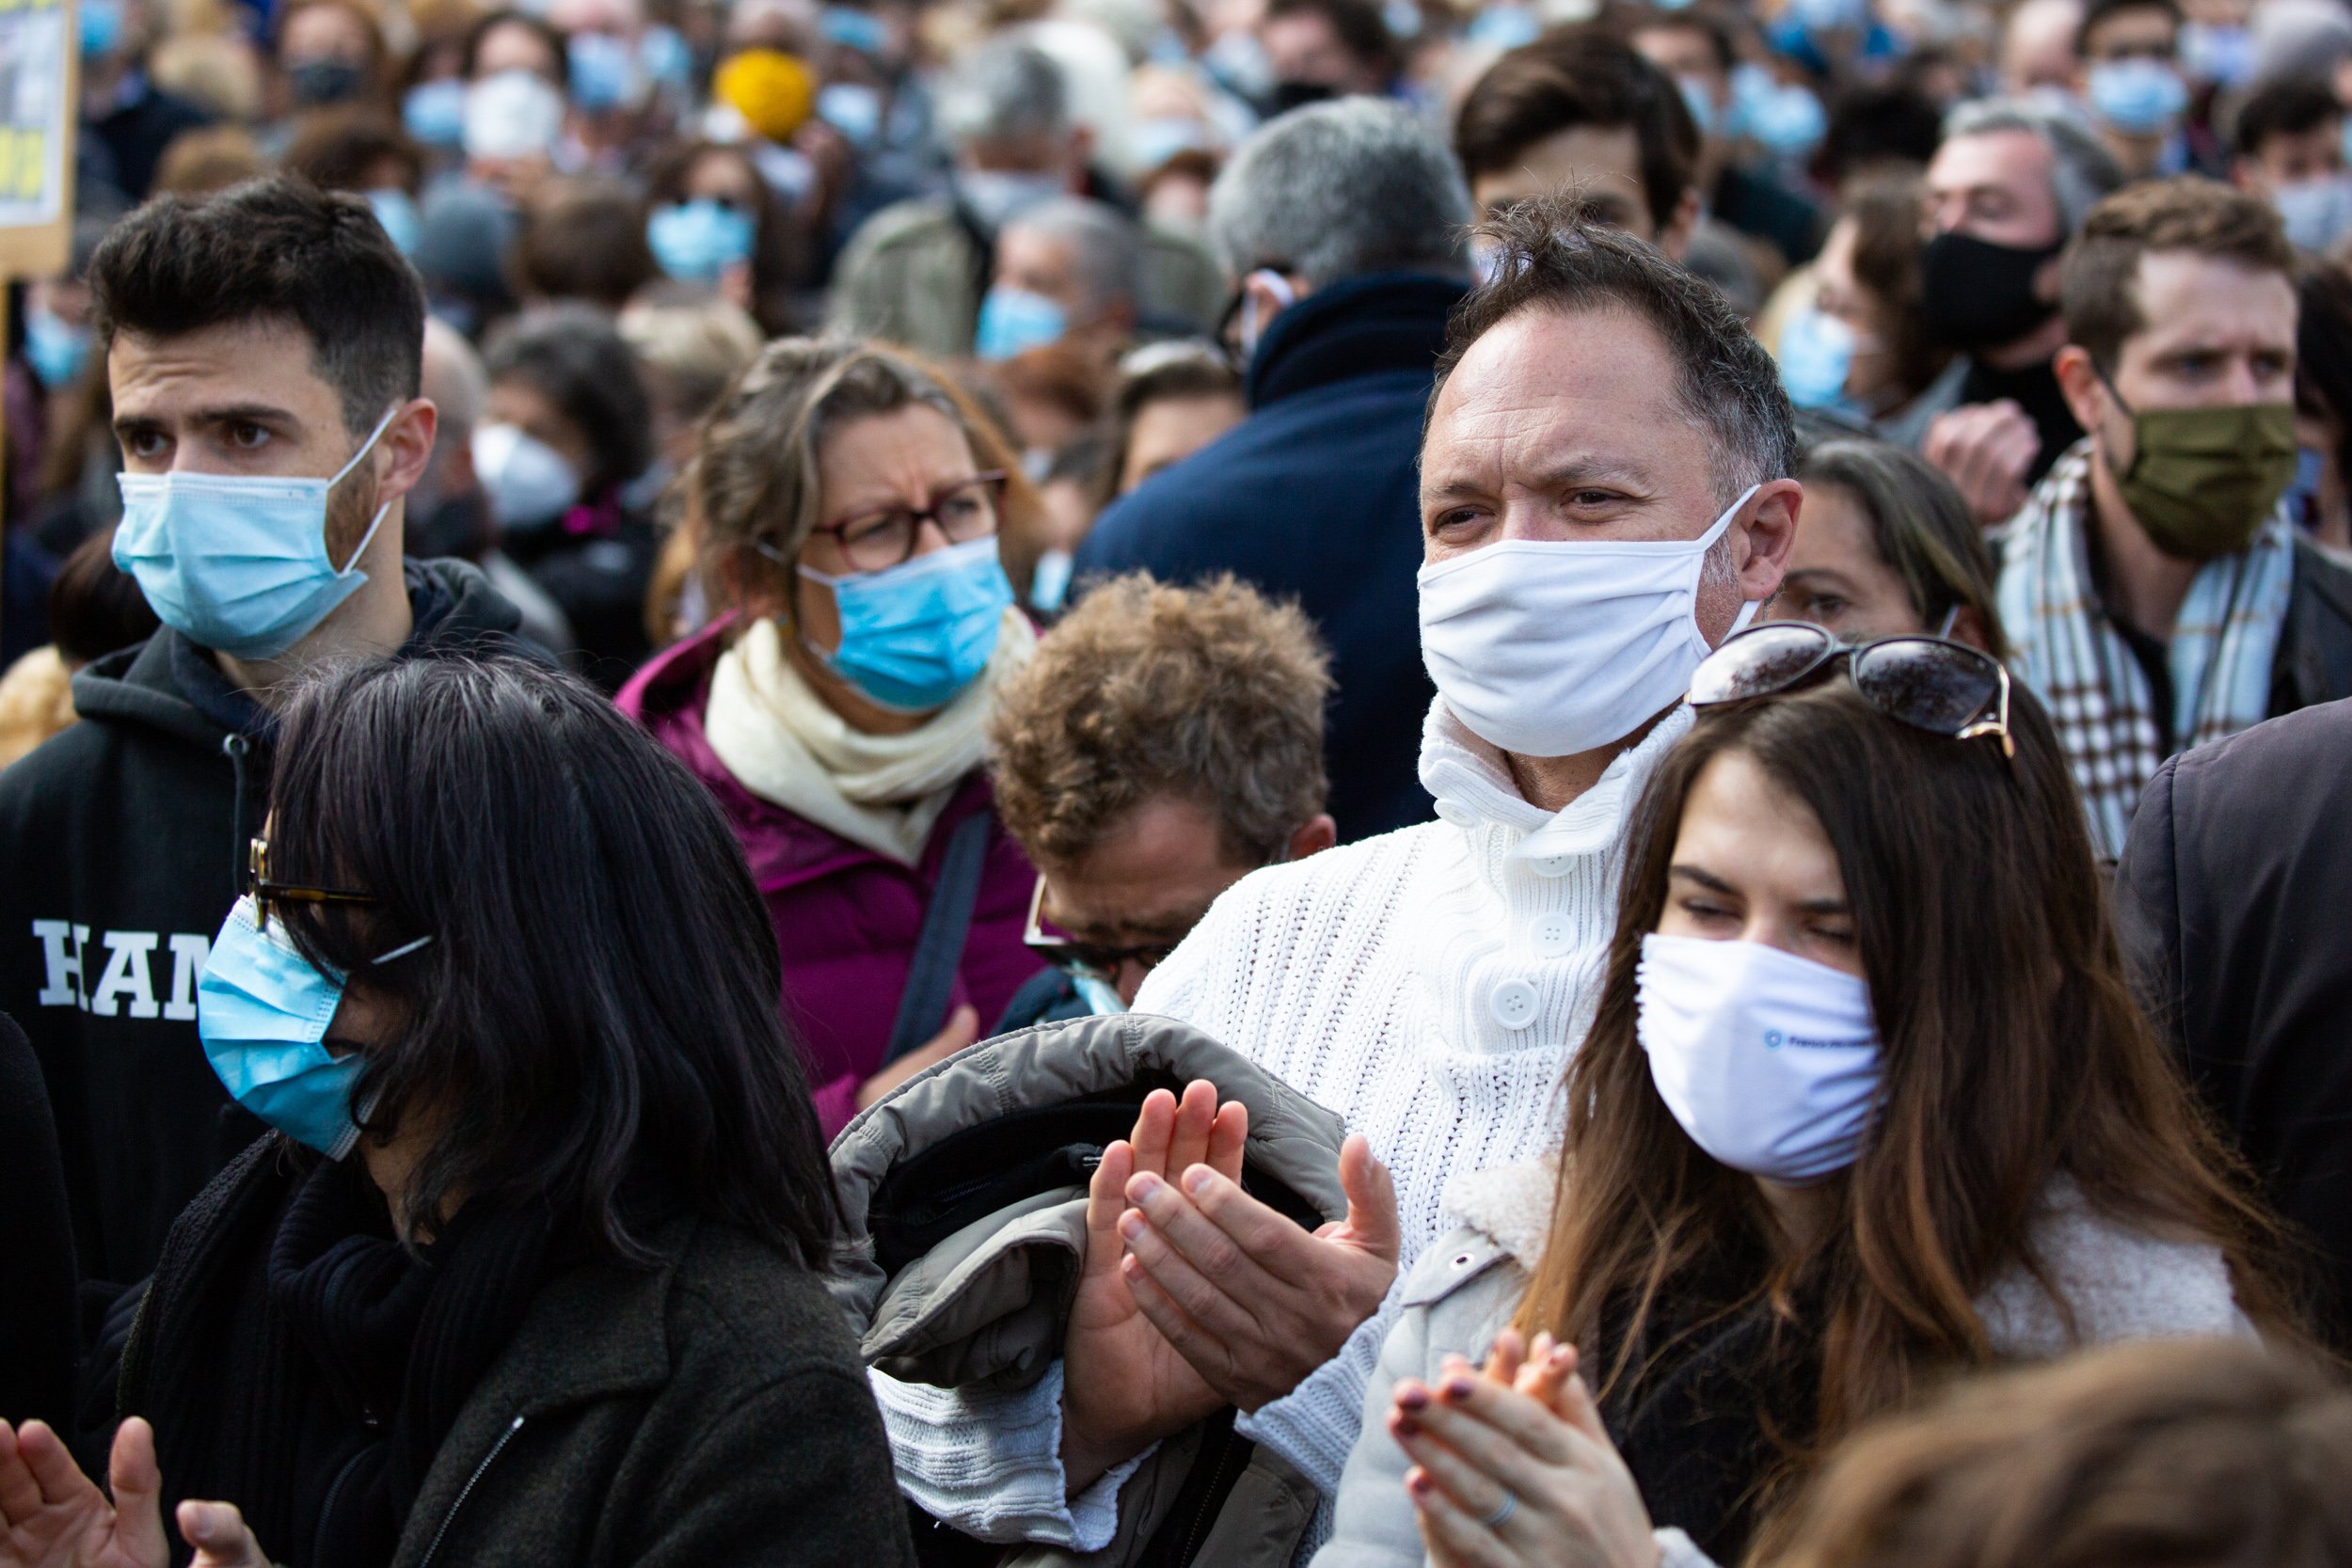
1312, 625, 2300, 1568
619, 340, 1049, 1137
0, 653, 912, 1568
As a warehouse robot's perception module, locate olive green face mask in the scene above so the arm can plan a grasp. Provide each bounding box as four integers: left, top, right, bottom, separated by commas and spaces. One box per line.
2102, 384, 2298, 561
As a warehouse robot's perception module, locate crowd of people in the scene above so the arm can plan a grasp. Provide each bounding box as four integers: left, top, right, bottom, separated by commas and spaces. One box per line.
6, 0, 2352, 1557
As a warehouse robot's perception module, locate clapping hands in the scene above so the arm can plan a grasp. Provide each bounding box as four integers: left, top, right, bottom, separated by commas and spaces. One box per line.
1391, 1329, 1661, 1568
0, 1418, 271, 1568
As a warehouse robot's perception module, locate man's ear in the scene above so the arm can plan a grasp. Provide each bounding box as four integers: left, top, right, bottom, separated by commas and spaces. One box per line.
1285, 814, 1338, 862
376, 397, 439, 503
1659, 187, 1702, 263
2053, 342, 2108, 436
1736, 477, 1804, 603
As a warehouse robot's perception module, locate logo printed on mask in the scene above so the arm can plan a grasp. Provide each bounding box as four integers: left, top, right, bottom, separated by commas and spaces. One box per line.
1416, 484, 1764, 758
1637, 932, 1881, 1183
113, 406, 401, 659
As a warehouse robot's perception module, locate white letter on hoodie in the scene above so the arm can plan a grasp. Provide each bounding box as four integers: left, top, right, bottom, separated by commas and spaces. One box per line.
88, 931, 162, 1019
32, 921, 86, 1008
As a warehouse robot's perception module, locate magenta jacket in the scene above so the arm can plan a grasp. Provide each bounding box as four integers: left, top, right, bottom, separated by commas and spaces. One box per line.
618, 620, 1046, 1138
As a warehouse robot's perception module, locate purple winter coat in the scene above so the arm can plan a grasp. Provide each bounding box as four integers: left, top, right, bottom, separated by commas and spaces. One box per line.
619, 619, 1046, 1138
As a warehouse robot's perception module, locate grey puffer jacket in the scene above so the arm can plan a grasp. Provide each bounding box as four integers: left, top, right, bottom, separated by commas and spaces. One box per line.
830, 1012, 1354, 1568
1315, 1161, 2256, 1568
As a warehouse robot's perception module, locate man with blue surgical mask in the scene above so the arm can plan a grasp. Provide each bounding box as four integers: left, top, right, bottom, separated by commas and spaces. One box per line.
877, 189, 1798, 1568
977, 198, 1140, 365
2074, 0, 2202, 181
0, 179, 532, 1298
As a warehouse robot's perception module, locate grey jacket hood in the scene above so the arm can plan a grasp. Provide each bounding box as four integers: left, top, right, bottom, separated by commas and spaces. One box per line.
829, 1011, 1351, 1394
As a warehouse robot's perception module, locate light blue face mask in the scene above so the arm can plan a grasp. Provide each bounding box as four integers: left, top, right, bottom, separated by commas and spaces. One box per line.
81, 0, 123, 56
800, 535, 1015, 712
647, 198, 757, 280
565, 30, 643, 112
404, 77, 469, 145
114, 406, 399, 660
975, 285, 1069, 361
198, 895, 433, 1159
366, 186, 422, 256
1776, 304, 1862, 412
818, 82, 885, 148
1071, 972, 1126, 1015
1677, 75, 1718, 137
2087, 57, 2187, 135
24, 307, 88, 390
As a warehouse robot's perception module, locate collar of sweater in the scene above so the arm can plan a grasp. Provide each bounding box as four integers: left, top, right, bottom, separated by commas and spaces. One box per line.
1418, 697, 1697, 867
1438, 1160, 2248, 1356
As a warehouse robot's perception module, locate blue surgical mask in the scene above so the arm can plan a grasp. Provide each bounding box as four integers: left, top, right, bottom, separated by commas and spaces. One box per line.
1072, 972, 1126, 1015
1029, 547, 1073, 613
818, 82, 885, 148
198, 895, 433, 1160
24, 306, 89, 390
1732, 65, 1826, 159
565, 31, 643, 112
366, 187, 422, 256
472, 420, 580, 531
404, 78, 469, 147
647, 198, 756, 280
1128, 114, 1211, 173
2087, 57, 2187, 135
2288, 445, 2328, 524
975, 285, 1068, 361
1776, 304, 1863, 412
114, 407, 399, 659
2179, 21, 2252, 85
2275, 174, 2352, 254
1677, 74, 1718, 137
958, 169, 1061, 231
800, 536, 1015, 711
81, 0, 124, 55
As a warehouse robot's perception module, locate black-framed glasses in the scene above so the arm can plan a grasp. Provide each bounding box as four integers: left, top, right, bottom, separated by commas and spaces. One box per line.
247, 836, 377, 930
1023, 877, 1182, 980
796, 471, 1008, 573
1690, 622, 2015, 758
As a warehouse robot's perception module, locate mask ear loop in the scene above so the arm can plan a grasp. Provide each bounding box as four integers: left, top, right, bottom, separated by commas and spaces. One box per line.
329, 405, 405, 578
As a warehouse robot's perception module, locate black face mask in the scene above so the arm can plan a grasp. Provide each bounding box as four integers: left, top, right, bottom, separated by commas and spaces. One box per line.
1918, 230, 2061, 355
1267, 79, 1337, 116
288, 57, 366, 106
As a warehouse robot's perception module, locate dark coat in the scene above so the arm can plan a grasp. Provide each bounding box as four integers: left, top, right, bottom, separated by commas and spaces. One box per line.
1072, 272, 1469, 840
2115, 696, 2352, 1354
116, 1139, 917, 1568
0, 1009, 76, 1431
0, 561, 528, 1292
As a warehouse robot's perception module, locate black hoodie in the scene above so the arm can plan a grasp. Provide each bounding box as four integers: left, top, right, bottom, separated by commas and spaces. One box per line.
0, 560, 528, 1294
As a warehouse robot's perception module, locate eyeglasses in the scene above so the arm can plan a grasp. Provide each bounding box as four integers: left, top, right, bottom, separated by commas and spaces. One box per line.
247, 836, 377, 930
1023, 877, 1183, 980
796, 471, 1008, 573
1689, 622, 2015, 758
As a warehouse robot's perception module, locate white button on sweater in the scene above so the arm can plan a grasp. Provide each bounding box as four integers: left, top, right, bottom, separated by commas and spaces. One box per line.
874, 698, 1696, 1558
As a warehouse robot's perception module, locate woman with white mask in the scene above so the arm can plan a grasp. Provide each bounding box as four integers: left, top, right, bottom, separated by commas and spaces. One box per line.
1315, 626, 2301, 1568
617, 340, 1049, 1141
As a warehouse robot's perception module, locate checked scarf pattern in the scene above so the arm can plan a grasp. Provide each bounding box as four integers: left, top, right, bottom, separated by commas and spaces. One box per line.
1996, 439, 2295, 861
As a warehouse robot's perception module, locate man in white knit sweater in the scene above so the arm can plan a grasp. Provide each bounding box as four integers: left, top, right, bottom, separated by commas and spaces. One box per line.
878, 191, 1804, 1558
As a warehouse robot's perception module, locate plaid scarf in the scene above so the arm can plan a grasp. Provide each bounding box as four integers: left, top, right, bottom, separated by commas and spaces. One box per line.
1996, 439, 2296, 860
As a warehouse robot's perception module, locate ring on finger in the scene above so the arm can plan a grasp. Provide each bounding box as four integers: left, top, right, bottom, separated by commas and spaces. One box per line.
1481, 1488, 1518, 1530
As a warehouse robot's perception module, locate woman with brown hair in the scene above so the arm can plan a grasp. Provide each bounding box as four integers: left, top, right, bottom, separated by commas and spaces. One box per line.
615, 339, 1048, 1140
1314, 626, 2297, 1568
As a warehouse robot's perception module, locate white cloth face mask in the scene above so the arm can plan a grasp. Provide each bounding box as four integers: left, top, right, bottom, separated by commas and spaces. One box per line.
1636, 931, 1881, 1184
1417, 484, 1763, 758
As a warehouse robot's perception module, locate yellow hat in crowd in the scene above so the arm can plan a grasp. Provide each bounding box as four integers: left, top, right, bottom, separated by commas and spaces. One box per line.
714, 49, 818, 142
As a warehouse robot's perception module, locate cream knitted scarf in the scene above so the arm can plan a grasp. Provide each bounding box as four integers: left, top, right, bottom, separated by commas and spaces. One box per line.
702, 611, 1037, 865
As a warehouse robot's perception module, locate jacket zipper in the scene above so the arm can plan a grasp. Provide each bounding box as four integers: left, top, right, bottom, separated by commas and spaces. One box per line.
1171, 1424, 1246, 1566
416, 1414, 524, 1568
311, 1440, 372, 1565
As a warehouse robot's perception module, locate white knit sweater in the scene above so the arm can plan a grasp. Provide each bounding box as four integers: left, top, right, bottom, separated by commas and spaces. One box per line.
875, 697, 1696, 1556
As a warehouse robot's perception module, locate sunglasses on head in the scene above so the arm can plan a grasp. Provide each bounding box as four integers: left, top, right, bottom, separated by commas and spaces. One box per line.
1689, 622, 2015, 758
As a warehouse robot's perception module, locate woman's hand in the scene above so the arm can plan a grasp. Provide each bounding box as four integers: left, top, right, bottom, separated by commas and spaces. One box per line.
1057, 1082, 1244, 1492
0, 1418, 273, 1568
1390, 1332, 1661, 1568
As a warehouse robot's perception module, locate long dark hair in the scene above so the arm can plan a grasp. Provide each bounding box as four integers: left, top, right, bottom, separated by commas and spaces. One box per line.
1515, 679, 2296, 1497
268, 651, 842, 1269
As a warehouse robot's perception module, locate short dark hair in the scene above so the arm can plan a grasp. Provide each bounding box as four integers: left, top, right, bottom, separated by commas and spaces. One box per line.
1264, 0, 1398, 78
461, 8, 569, 88
1436, 190, 1795, 505
482, 304, 656, 494
1454, 30, 1699, 231
2233, 76, 2346, 160
87, 176, 424, 436
268, 652, 842, 1267
282, 106, 425, 195
1621, 5, 1740, 73
2062, 177, 2296, 371
2076, 0, 2181, 55
511, 177, 661, 312
1820, 81, 1944, 183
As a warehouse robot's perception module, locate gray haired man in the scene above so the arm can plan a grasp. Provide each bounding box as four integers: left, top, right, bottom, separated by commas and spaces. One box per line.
828, 37, 1222, 356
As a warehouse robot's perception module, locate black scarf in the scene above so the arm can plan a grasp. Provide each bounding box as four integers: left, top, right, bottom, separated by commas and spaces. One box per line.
134, 1149, 554, 1568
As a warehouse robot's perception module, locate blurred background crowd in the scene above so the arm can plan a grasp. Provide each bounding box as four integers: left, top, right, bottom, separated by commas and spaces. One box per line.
9, 0, 2352, 724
